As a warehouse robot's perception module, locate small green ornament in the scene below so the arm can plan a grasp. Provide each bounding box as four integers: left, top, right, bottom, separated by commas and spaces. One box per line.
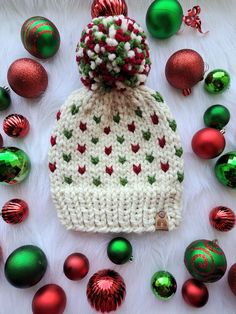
0, 86, 11, 111
215, 151, 236, 188
146, 0, 183, 39
0, 147, 31, 185
204, 105, 230, 130
151, 271, 177, 300
204, 69, 230, 94
107, 237, 132, 265
4, 245, 47, 288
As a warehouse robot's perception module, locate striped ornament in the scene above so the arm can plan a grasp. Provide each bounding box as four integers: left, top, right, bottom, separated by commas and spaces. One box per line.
3, 114, 30, 138
2, 199, 29, 224
209, 206, 235, 232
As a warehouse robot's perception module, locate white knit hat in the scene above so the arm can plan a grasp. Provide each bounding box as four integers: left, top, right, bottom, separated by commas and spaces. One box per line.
48, 16, 184, 233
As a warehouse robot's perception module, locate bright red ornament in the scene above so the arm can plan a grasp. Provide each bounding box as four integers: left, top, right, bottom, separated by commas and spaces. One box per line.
165, 49, 205, 96
91, 0, 128, 18
2, 199, 29, 224
3, 114, 30, 138
63, 253, 89, 281
32, 284, 67, 314
228, 264, 236, 296
7, 58, 48, 98
182, 279, 209, 308
209, 206, 235, 232
192, 128, 225, 159
87, 269, 126, 313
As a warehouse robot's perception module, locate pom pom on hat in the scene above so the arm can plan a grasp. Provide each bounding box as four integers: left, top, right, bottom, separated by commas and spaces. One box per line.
76, 15, 151, 90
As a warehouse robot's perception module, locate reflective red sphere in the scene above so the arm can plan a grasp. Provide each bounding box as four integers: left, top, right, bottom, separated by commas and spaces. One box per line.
63, 253, 89, 281
182, 279, 209, 308
3, 114, 30, 138
91, 0, 128, 18
228, 264, 236, 296
2, 199, 29, 224
209, 206, 235, 232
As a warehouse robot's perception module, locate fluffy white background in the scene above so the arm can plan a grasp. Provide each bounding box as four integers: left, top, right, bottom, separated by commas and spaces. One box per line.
0, 0, 236, 313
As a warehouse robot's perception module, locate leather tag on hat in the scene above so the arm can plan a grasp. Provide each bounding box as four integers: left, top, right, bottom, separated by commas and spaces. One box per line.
155, 211, 169, 231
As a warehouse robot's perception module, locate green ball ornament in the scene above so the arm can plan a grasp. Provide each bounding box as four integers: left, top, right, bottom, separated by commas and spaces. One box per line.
4, 245, 47, 288
204, 105, 230, 130
107, 237, 132, 265
204, 69, 230, 94
215, 151, 236, 188
0, 147, 31, 185
151, 271, 177, 300
184, 239, 227, 283
0, 86, 11, 111
146, 0, 183, 39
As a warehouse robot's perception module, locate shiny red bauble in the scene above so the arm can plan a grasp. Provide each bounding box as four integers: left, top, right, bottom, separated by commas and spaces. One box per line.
2, 199, 29, 224
91, 0, 128, 18
63, 253, 89, 281
192, 128, 225, 159
165, 49, 205, 96
3, 114, 30, 138
228, 264, 236, 296
8, 58, 48, 98
182, 279, 209, 308
32, 284, 67, 314
210, 206, 235, 232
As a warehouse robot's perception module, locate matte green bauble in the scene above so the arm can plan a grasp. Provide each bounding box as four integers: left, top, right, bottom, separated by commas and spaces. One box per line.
4, 245, 47, 288
204, 69, 230, 94
0, 86, 11, 111
146, 0, 183, 39
0, 147, 31, 185
204, 105, 230, 130
184, 239, 227, 283
151, 271, 177, 300
107, 237, 132, 265
215, 151, 236, 188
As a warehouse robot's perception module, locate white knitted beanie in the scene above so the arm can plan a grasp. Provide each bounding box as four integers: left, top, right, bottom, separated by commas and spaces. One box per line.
48, 16, 184, 233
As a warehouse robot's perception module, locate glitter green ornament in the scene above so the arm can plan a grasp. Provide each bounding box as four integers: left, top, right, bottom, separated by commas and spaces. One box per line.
107, 237, 132, 265
215, 151, 236, 188
151, 271, 177, 300
204, 69, 230, 94
0, 86, 11, 111
204, 105, 230, 130
0, 147, 31, 185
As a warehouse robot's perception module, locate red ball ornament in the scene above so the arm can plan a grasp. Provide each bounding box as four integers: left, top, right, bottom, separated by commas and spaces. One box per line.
91, 0, 128, 18
228, 264, 236, 296
192, 128, 225, 159
7, 58, 48, 98
2, 199, 29, 224
3, 114, 30, 138
32, 284, 67, 314
182, 279, 209, 308
209, 206, 235, 232
63, 253, 89, 281
87, 269, 126, 313
165, 49, 205, 96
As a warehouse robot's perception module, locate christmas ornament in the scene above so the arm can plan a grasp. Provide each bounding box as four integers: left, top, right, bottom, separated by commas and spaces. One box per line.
151, 271, 177, 300
228, 264, 236, 296
7, 58, 48, 98
0, 134, 3, 148
146, 0, 183, 39
204, 105, 230, 130
205, 69, 230, 94
165, 49, 205, 96
215, 152, 236, 188
0, 86, 11, 111
3, 114, 30, 138
192, 128, 225, 159
0, 147, 31, 185
107, 237, 132, 265
32, 284, 67, 314
183, 6, 208, 34
2, 199, 29, 224
209, 206, 235, 232
63, 253, 89, 281
182, 279, 209, 308
184, 239, 227, 283
91, 0, 128, 18
87, 269, 126, 313
4, 245, 47, 288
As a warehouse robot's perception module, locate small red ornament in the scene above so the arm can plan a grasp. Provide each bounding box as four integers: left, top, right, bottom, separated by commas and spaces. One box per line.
2, 199, 29, 224
182, 279, 209, 308
228, 264, 236, 296
165, 49, 205, 96
209, 206, 235, 232
87, 269, 126, 313
32, 284, 67, 314
63, 253, 89, 281
7, 58, 48, 98
3, 114, 30, 138
0, 134, 3, 148
91, 0, 128, 18
192, 128, 225, 159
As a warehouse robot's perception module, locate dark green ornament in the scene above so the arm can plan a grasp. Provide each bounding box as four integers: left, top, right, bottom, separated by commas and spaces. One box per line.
4, 245, 47, 288
151, 271, 177, 300
204, 69, 230, 94
0, 86, 11, 111
204, 105, 230, 130
215, 151, 236, 188
107, 237, 132, 265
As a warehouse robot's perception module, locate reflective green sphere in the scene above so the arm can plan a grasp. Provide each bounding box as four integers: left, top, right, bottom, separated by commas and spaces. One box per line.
107, 237, 132, 265
204, 69, 230, 94
204, 105, 230, 130
151, 271, 177, 300
0, 86, 11, 111
215, 151, 236, 188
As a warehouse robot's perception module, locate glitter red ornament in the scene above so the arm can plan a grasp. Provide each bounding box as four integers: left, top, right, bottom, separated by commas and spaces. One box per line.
2, 199, 29, 224
228, 264, 236, 296
7, 58, 48, 98
3, 114, 30, 138
182, 279, 209, 308
91, 0, 128, 18
165, 49, 205, 96
63, 253, 89, 281
209, 206, 235, 232
87, 269, 126, 313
